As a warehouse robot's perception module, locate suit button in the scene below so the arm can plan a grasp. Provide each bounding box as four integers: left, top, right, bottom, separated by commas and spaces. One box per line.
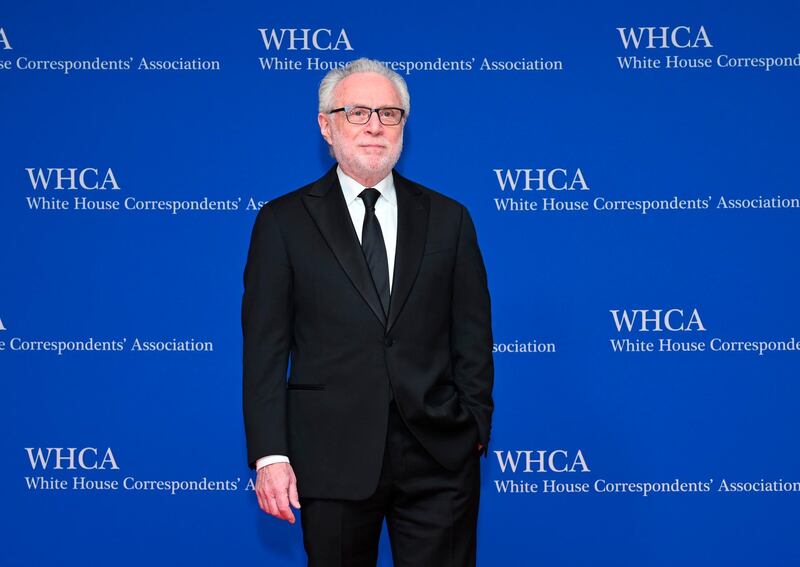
384, 337, 395, 347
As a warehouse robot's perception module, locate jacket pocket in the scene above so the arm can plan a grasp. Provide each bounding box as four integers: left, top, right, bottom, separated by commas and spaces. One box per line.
287, 383, 326, 391
424, 246, 455, 256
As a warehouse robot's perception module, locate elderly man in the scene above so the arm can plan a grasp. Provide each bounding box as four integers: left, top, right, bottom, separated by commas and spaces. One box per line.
243, 57, 493, 566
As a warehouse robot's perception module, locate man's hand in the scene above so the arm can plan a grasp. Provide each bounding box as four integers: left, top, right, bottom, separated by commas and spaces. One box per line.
255, 462, 301, 523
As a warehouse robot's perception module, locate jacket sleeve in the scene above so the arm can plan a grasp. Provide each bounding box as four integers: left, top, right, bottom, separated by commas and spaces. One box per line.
450, 205, 494, 453
242, 204, 293, 468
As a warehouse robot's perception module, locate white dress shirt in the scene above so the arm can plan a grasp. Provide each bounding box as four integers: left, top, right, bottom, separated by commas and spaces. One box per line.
256, 166, 398, 470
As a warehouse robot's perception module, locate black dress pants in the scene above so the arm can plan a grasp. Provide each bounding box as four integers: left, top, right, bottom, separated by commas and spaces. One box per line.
299, 401, 480, 567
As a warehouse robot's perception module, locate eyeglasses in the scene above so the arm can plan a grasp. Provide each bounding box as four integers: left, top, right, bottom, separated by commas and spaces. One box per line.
328, 105, 406, 126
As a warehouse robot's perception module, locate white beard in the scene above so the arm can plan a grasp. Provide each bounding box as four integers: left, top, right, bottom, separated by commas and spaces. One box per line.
329, 130, 403, 185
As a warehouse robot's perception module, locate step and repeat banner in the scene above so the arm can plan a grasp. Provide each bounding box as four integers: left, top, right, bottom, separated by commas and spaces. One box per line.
2, 1, 798, 565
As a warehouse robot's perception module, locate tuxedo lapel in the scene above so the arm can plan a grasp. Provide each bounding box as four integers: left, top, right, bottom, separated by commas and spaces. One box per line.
387, 171, 429, 333
302, 167, 387, 327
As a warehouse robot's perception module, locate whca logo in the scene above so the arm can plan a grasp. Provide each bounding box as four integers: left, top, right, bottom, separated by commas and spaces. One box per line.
0, 28, 11, 50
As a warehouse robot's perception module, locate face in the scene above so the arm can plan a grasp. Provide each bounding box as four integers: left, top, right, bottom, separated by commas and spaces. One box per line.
318, 72, 405, 186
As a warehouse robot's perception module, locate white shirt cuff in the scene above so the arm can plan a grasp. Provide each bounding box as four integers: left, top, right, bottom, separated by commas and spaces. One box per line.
256, 455, 290, 470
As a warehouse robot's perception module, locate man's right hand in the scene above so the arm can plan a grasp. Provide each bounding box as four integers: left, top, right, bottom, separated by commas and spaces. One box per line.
255, 462, 301, 524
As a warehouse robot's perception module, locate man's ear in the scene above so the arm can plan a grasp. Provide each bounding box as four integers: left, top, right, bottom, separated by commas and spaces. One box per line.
318, 113, 333, 145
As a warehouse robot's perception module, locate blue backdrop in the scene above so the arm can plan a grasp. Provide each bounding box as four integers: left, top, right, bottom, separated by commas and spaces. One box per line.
2, 1, 799, 565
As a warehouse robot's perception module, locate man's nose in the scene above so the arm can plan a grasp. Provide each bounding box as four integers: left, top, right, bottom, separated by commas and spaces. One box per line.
363, 111, 384, 134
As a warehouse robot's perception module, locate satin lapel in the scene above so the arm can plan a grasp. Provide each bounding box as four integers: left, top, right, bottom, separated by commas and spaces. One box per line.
302, 167, 387, 327
387, 172, 429, 333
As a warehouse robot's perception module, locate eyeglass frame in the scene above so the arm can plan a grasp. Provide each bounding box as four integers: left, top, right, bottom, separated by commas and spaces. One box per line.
328, 105, 406, 126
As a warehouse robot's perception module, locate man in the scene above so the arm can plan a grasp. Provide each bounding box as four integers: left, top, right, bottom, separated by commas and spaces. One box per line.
242, 57, 493, 566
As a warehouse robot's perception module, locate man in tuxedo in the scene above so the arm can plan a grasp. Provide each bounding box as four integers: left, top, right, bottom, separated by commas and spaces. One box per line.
243, 57, 493, 566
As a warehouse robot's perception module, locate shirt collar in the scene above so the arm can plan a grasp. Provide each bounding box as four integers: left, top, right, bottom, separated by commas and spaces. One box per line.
337, 165, 397, 208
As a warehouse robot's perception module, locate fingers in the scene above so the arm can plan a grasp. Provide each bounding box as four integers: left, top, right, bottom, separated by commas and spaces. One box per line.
255, 468, 270, 514
289, 476, 301, 510
267, 495, 280, 518
255, 463, 299, 523
275, 491, 295, 524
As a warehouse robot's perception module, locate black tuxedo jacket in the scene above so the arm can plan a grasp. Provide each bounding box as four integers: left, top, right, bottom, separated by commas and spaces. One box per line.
242, 166, 493, 500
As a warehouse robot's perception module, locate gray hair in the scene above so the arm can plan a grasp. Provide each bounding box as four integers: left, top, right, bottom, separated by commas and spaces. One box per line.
318, 57, 411, 117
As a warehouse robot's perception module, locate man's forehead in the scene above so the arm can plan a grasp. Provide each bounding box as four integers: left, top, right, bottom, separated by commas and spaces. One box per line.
334, 72, 401, 104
